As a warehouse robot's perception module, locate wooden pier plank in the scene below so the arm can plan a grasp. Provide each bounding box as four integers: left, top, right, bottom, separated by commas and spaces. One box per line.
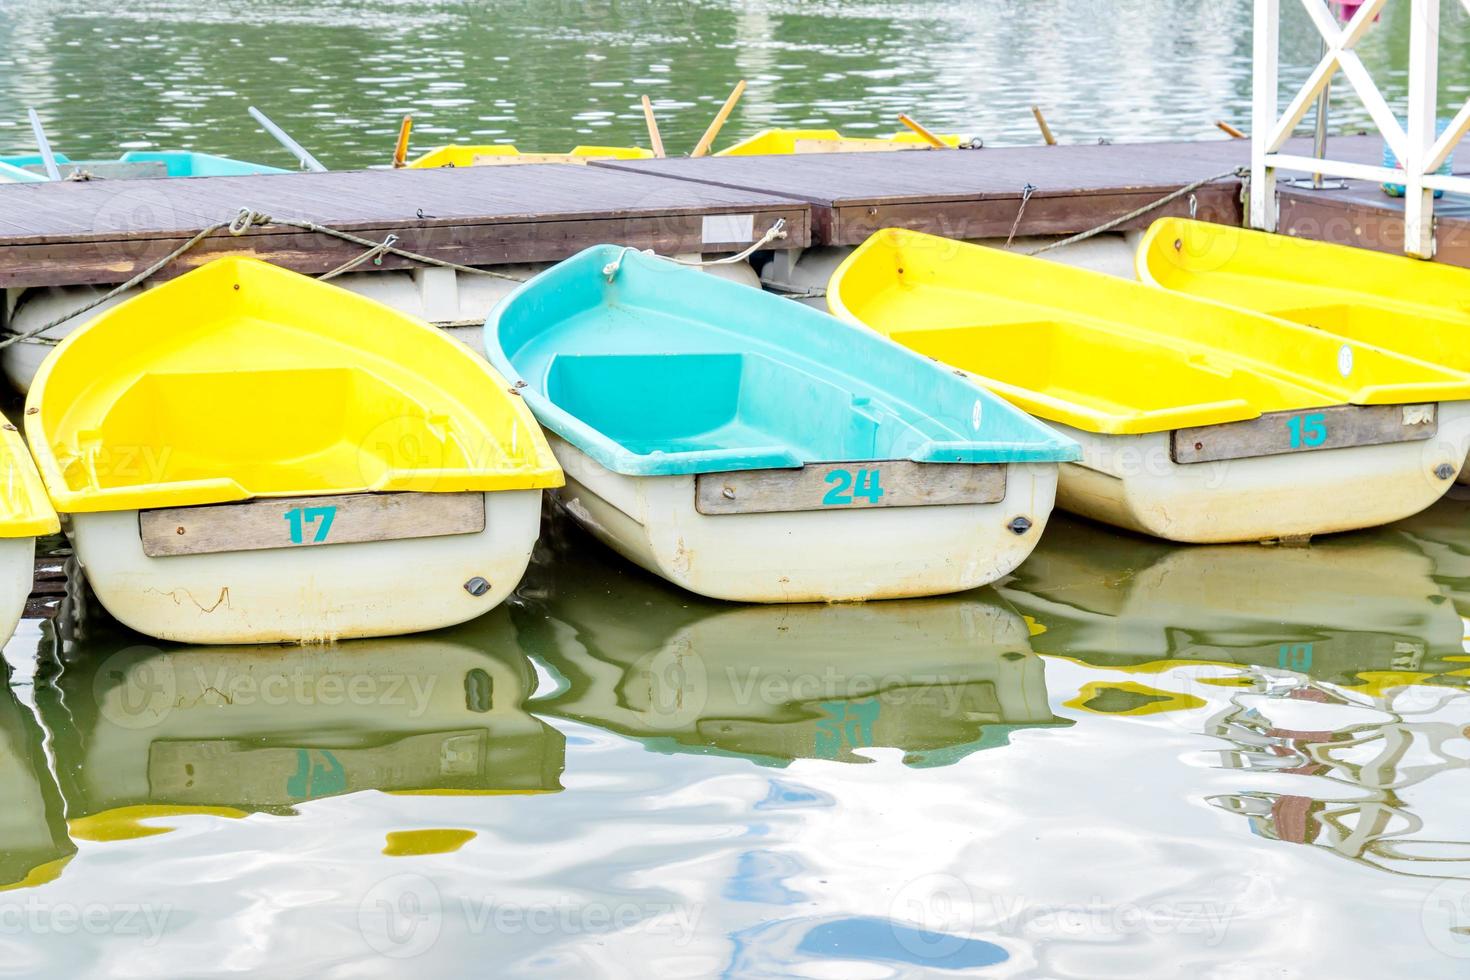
594, 137, 1261, 243
595, 134, 1470, 262
4, 135, 1470, 290
0, 164, 811, 287
1279, 181, 1470, 267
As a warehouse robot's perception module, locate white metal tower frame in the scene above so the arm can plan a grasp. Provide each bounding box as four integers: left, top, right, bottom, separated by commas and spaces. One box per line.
1251, 0, 1470, 257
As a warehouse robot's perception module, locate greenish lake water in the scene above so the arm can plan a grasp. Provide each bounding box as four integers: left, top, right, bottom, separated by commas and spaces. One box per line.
2, 1, 1470, 976
1, 0, 1469, 168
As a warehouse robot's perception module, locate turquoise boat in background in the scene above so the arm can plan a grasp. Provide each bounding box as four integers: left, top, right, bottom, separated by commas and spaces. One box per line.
485, 244, 1080, 603
0, 150, 287, 182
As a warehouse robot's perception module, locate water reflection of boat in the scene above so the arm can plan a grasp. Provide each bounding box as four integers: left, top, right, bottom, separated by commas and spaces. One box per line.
36, 610, 564, 826
997, 514, 1466, 683
513, 540, 1069, 767
1389, 495, 1470, 618
0, 679, 74, 889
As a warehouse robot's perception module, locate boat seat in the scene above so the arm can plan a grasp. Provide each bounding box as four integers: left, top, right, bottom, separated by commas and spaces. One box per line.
545, 351, 934, 462
67, 366, 470, 494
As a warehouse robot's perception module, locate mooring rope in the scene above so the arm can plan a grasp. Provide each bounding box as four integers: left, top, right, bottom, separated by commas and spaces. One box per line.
763, 167, 1246, 302
3, 209, 794, 349
1022, 166, 1245, 256
663, 218, 789, 266
1, 162, 1237, 348
0, 207, 532, 351
0, 213, 248, 351
1004, 183, 1037, 249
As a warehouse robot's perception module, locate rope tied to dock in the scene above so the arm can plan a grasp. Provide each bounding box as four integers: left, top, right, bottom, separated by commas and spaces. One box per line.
764, 168, 1247, 303
0, 207, 530, 351
0, 209, 272, 351
1004, 184, 1037, 249
663, 218, 789, 267
1022, 166, 1246, 257
603, 218, 789, 282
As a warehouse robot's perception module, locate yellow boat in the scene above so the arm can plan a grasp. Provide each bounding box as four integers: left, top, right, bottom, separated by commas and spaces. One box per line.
1137, 217, 1470, 482
25, 257, 562, 644
828, 228, 1470, 543
716, 128, 965, 156
406, 144, 653, 167
0, 411, 58, 644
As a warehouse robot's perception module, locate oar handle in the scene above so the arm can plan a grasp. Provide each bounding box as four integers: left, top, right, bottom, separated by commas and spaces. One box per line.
641, 96, 666, 158
691, 80, 746, 158
897, 114, 948, 148
393, 115, 413, 168
1031, 105, 1057, 146
27, 109, 62, 180
248, 105, 328, 173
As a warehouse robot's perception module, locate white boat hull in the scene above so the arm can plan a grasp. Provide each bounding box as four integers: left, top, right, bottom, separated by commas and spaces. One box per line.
67, 490, 542, 644
1052, 405, 1470, 542
547, 436, 1059, 603
0, 536, 35, 646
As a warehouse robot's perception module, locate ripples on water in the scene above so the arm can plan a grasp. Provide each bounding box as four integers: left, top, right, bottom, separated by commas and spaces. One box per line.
0, 498, 1467, 976
0, 0, 1468, 168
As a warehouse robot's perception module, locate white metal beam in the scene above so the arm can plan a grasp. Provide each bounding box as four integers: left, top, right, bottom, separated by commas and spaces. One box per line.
1404, 0, 1439, 257
1251, 0, 1281, 231
1252, 0, 1453, 258
1427, 97, 1470, 174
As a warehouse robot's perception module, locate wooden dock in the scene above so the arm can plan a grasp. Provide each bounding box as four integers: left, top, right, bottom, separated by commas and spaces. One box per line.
595, 134, 1470, 264
0, 134, 1467, 289
595, 138, 1252, 244
0, 164, 811, 288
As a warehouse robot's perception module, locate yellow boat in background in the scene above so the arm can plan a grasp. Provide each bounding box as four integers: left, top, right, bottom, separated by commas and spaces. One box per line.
716, 128, 965, 156
407, 144, 653, 167
828, 228, 1470, 543
25, 257, 562, 644
1137, 217, 1470, 480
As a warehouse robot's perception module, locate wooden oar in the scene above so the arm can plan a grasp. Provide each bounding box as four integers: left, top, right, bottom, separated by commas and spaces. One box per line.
1031, 105, 1057, 146
1215, 120, 1247, 139
897, 113, 948, 148
641, 96, 666, 158
248, 105, 327, 172
392, 115, 413, 168
26, 109, 62, 180
690, 80, 746, 158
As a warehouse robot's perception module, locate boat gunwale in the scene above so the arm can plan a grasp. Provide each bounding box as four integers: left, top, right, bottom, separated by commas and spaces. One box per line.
485, 244, 1081, 477
828, 227, 1470, 435
25, 256, 563, 514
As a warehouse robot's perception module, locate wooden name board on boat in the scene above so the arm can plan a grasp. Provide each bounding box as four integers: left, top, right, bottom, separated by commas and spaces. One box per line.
139, 491, 485, 557
1171, 404, 1437, 465
149, 730, 489, 803
694, 461, 1006, 515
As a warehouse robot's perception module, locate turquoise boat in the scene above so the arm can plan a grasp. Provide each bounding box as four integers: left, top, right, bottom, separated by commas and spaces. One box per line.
485, 245, 1080, 603
0, 150, 287, 182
